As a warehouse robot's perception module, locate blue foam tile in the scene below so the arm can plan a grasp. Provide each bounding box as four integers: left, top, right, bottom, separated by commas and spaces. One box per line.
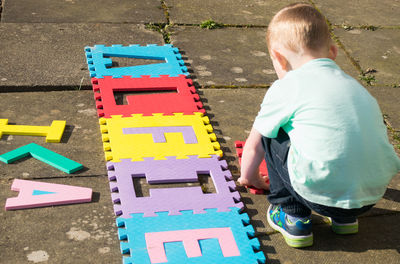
117, 207, 266, 264
84, 44, 188, 78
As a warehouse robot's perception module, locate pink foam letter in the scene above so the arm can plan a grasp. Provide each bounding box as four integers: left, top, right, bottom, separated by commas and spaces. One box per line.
145, 227, 240, 263
5, 179, 92, 210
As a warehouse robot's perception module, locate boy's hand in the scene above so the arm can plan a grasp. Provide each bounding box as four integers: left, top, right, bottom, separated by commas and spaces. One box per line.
237, 127, 268, 190
237, 174, 269, 190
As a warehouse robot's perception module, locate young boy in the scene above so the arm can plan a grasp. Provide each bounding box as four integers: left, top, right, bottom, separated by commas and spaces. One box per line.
237, 3, 400, 248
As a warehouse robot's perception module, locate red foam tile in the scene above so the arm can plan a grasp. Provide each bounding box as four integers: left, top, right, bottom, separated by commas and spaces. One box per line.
235, 141, 270, 194
91, 75, 205, 117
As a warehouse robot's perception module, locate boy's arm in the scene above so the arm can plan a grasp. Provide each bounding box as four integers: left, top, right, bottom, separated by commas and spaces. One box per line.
237, 127, 269, 190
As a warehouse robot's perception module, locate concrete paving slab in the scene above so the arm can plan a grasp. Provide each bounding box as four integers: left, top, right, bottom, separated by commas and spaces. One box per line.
163, 27, 272, 87
0, 23, 163, 91
0, 90, 106, 179
0, 176, 121, 264
1, 0, 166, 23
334, 28, 400, 86
199, 88, 273, 235
166, 0, 294, 25
199, 88, 266, 158
367, 87, 400, 130
170, 27, 359, 87
313, 0, 400, 27
0, 0, 399, 263
201, 88, 400, 236
261, 214, 400, 264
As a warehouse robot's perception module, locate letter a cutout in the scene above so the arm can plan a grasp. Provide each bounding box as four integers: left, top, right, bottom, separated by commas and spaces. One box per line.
5, 179, 92, 210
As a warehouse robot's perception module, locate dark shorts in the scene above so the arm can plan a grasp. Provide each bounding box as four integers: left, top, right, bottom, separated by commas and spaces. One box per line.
262, 128, 374, 218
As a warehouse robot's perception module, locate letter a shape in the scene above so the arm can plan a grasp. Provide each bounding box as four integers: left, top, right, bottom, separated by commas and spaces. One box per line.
5, 179, 92, 210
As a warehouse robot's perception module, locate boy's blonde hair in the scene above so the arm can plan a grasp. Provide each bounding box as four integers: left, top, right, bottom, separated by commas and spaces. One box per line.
267, 3, 331, 55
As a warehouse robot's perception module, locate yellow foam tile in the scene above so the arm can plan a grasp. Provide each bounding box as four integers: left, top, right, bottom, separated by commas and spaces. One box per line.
99, 113, 222, 162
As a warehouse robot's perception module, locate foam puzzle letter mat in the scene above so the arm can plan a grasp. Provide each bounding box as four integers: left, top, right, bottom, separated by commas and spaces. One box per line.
81, 42, 265, 263
99, 113, 222, 161
85, 44, 188, 78
107, 155, 243, 217
92, 75, 205, 117
117, 207, 266, 264
5, 179, 92, 210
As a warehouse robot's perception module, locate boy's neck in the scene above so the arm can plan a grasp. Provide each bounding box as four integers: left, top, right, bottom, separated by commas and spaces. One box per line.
270, 44, 336, 79
289, 54, 321, 70
287, 51, 329, 71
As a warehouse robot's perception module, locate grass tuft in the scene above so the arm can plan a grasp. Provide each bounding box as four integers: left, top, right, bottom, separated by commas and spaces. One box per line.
200, 19, 223, 29
359, 74, 376, 85
145, 23, 171, 44
359, 68, 377, 85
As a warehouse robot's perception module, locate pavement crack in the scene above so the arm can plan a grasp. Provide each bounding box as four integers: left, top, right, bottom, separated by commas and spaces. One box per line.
145, 22, 171, 44
172, 23, 268, 29
160, 0, 170, 24
0, 0, 3, 22
333, 24, 400, 30
201, 84, 271, 89
384, 115, 400, 151
159, 0, 172, 43
0, 84, 93, 92
1, 174, 109, 182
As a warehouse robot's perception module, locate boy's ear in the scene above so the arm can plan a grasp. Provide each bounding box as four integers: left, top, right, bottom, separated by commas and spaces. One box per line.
328, 44, 338, 60
271, 49, 289, 71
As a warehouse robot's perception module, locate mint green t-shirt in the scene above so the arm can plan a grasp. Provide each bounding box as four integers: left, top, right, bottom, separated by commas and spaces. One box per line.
254, 58, 400, 209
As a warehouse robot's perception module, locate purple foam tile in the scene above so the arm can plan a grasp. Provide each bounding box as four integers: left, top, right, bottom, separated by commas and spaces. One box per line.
106, 155, 243, 217
123, 126, 198, 144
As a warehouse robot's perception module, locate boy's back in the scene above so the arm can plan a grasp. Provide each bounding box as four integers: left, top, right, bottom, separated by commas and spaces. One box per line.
238, 2, 400, 248
254, 58, 400, 208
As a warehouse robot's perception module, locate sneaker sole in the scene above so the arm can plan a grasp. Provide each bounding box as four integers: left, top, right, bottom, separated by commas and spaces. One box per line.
267, 205, 313, 248
328, 218, 358, 235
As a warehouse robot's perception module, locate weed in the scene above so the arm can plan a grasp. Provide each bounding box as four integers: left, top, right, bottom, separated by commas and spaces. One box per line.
393, 132, 400, 142
145, 23, 171, 44
77, 76, 85, 90
341, 23, 353, 31
145, 23, 162, 32
200, 19, 223, 29
359, 68, 377, 85
359, 73, 376, 85
359, 24, 378, 31
160, 0, 170, 23
384, 115, 400, 150
364, 68, 377, 74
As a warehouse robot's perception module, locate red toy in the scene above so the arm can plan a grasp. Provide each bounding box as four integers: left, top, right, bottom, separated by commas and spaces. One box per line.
235, 141, 270, 194
91, 75, 205, 117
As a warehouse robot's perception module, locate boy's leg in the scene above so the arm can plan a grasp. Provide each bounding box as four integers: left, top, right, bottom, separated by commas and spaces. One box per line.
262, 128, 311, 217
304, 200, 374, 235
262, 128, 374, 236
262, 128, 313, 247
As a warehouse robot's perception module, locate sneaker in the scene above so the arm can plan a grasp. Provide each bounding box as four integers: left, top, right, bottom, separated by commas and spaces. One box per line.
328, 217, 358, 235
267, 204, 313, 248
